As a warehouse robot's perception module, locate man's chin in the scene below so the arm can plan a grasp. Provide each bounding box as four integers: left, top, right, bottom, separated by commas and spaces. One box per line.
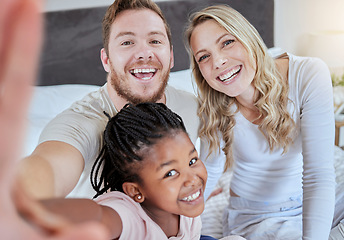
128, 93, 164, 105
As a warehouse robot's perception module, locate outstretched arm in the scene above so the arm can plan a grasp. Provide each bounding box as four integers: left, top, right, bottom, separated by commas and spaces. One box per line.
0, 0, 108, 239
41, 198, 123, 239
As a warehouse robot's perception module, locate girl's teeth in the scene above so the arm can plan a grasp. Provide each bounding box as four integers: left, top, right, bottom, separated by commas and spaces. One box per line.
182, 190, 201, 201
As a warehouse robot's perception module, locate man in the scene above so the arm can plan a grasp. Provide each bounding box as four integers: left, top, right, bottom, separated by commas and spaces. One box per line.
19, 0, 224, 200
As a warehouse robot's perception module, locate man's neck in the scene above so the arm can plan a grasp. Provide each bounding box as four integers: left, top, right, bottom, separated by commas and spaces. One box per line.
106, 83, 166, 112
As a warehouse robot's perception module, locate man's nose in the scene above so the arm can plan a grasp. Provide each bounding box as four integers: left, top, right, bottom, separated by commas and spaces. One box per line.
134, 43, 154, 61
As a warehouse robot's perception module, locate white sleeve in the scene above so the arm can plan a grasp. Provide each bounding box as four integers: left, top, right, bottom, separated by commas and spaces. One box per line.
297, 57, 336, 239
199, 137, 226, 200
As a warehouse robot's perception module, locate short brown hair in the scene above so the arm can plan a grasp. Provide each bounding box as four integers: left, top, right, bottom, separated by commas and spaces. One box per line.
102, 0, 172, 56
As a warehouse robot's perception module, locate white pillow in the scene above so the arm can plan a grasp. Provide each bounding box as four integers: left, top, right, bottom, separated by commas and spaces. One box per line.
168, 68, 196, 95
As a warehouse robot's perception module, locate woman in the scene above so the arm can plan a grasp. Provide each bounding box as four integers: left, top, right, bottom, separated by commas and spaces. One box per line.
185, 5, 335, 240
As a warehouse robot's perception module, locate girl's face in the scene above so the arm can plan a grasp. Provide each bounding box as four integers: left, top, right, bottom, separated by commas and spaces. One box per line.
138, 131, 207, 219
190, 19, 256, 98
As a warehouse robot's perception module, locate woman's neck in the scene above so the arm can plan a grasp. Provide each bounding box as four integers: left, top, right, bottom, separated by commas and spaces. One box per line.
236, 85, 262, 124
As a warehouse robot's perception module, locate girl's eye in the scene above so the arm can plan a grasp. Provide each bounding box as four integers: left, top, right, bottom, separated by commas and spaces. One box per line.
223, 39, 234, 47
164, 170, 177, 178
198, 54, 209, 63
189, 158, 198, 166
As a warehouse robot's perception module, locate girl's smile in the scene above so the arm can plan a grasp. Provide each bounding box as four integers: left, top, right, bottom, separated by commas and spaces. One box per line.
137, 131, 207, 220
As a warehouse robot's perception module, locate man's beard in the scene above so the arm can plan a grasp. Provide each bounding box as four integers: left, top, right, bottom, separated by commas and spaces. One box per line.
109, 64, 170, 105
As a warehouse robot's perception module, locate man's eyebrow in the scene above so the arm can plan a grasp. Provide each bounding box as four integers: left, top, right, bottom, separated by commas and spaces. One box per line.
115, 31, 135, 39
115, 31, 166, 39
148, 31, 166, 37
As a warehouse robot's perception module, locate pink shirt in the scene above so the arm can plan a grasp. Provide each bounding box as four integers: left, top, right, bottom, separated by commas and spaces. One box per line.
96, 191, 202, 240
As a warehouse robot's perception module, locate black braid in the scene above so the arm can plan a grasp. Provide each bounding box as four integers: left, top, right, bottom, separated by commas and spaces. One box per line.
90, 102, 186, 198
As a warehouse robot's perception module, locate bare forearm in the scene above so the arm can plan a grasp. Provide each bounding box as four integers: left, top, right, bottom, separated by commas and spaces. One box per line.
18, 155, 56, 199
41, 198, 122, 239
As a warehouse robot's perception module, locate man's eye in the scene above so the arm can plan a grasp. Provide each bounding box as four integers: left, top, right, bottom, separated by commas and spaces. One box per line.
198, 55, 209, 63
121, 41, 133, 46
164, 170, 177, 178
189, 158, 198, 166
151, 40, 161, 44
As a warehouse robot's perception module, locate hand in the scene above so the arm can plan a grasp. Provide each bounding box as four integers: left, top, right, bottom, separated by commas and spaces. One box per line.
0, 0, 109, 239
207, 188, 223, 201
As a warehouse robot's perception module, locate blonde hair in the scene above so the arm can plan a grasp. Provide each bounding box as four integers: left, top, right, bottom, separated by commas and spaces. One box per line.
185, 5, 295, 171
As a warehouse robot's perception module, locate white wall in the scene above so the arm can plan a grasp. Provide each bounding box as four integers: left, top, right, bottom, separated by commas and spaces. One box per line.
274, 0, 344, 56
44, 0, 170, 12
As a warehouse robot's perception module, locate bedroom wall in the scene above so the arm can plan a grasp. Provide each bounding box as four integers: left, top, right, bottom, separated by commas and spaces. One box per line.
274, 0, 344, 56
44, 0, 174, 12
45, 0, 344, 56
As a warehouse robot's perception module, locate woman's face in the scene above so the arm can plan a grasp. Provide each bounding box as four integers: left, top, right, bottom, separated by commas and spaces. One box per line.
190, 19, 256, 98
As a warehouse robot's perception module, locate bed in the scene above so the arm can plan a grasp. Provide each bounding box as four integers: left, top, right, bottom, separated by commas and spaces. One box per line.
25, 0, 344, 238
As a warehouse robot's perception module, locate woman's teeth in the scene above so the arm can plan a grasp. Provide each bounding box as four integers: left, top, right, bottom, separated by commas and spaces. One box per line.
182, 190, 201, 202
219, 66, 241, 82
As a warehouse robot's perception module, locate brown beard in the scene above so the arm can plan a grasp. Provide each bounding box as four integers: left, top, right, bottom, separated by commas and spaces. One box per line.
109, 63, 170, 105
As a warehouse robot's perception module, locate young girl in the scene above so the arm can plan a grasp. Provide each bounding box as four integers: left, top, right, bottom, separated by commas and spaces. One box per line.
185, 4, 336, 240
41, 102, 243, 240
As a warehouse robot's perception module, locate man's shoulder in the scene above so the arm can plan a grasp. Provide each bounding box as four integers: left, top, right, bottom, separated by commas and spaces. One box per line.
165, 85, 197, 106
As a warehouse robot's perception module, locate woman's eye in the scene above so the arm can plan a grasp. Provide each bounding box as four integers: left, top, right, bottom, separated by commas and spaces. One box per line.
223, 39, 234, 47
198, 55, 209, 63
189, 158, 198, 166
164, 170, 177, 178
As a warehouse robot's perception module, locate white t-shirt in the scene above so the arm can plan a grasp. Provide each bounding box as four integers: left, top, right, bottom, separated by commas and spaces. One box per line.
39, 84, 223, 199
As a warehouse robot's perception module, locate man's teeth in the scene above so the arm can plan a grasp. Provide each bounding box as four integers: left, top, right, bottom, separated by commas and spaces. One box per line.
219, 66, 241, 82
130, 68, 156, 74
182, 190, 200, 202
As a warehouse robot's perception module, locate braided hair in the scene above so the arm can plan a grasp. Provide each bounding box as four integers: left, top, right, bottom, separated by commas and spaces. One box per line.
91, 102, 186, 198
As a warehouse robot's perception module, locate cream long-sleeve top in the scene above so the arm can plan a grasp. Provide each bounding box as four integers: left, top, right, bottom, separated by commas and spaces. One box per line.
230, 53, 336, 239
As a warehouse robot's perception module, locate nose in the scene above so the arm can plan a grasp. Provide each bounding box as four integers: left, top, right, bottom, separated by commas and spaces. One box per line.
134, 43, 154, 61
184, 171, 198, 187
214, 53, 227, 69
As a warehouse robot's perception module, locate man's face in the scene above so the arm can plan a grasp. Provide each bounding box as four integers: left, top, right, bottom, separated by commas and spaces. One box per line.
101, 9, 174, 105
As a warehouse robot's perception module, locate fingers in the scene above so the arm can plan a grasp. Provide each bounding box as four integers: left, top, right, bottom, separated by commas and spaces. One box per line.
0, 0, 43, 186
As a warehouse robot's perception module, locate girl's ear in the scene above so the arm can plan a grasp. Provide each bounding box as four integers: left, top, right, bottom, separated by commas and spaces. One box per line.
122, 182, 145, 203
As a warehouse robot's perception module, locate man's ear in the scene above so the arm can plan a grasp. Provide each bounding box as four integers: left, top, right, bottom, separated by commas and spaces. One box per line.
122, 182, 144, 203
100, 48, 111, 73
169, 46, 174, 69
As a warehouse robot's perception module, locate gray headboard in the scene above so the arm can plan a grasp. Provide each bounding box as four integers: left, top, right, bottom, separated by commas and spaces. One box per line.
37, 0, 274, 86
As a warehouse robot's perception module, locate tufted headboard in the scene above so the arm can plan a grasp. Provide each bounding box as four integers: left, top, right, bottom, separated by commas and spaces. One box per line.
37, 0, 274, 86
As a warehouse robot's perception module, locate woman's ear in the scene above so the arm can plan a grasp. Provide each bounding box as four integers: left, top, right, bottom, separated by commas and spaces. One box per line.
122, 182, 144, 203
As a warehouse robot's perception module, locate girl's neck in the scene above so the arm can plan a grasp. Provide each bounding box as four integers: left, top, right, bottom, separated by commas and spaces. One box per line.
142, 205, 180, 238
